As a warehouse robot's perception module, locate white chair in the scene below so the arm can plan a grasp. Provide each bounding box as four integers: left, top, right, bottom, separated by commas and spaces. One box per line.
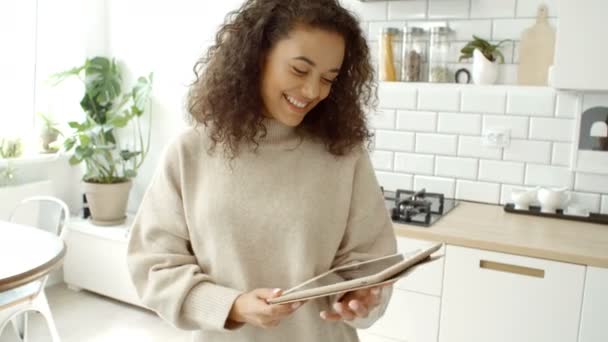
0, 196, 70, 342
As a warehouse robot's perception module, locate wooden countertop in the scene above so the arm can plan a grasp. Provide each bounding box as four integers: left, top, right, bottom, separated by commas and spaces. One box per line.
393, 201, 608, 268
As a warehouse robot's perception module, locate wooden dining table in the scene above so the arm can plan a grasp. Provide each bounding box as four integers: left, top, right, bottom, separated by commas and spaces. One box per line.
0, 220, 66, 294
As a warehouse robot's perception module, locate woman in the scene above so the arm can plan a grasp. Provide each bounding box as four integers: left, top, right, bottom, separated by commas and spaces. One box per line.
127, 0, 398, 341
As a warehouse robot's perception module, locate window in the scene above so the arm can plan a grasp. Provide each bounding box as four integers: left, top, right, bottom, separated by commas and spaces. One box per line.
0, 1, 37, 138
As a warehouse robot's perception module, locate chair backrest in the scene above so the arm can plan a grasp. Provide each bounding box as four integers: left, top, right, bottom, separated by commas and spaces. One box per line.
8, 196, 70, 241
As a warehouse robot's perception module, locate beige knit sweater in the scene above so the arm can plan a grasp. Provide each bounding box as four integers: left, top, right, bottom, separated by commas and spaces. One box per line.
127, 118, 398, 342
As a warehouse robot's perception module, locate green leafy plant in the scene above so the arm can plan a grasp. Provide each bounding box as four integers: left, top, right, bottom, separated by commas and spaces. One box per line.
0, 138, 23, 158
459, 35, 509, 63
50, 57, 153, 183
37, 112, 63, 136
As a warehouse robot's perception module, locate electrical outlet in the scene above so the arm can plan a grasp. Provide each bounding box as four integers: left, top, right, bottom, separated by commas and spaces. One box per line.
482, 128, 511, 148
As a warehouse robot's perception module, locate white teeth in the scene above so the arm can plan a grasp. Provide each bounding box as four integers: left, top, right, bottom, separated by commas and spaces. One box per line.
285, 95, 308, 108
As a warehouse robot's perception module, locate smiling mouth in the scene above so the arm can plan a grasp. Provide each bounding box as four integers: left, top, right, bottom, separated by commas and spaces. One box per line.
283, 93, 310, 111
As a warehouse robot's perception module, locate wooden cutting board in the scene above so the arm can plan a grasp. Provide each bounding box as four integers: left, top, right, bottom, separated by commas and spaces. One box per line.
517, 5, 556, 85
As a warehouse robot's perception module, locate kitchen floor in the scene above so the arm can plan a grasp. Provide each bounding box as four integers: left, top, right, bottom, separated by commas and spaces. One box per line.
0, 283, 191, 342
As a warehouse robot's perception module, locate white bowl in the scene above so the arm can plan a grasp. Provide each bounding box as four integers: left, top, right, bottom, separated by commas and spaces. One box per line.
511, 187, 537, 210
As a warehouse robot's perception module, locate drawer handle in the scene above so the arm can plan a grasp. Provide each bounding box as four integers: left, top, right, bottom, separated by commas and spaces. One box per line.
479, 260, 545, 278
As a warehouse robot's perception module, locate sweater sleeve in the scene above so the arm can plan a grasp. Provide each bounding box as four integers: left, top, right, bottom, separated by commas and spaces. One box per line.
330, 147, 398, 329
126, 140, 242, 332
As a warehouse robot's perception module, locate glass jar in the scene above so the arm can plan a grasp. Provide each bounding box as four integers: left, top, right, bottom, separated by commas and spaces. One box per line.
428, 26, 450, 83
401, 27, 428, 82
379, 27, 401, 82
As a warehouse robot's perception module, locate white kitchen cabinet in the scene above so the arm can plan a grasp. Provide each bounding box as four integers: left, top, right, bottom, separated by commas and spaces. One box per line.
394, 237, 445, 296
578, 266, 608, 342
63, 216, 144, 308
550, 0, 608, 90
365, 288, 441, 342
439, 245, 585, 342
359, 236, 444, 342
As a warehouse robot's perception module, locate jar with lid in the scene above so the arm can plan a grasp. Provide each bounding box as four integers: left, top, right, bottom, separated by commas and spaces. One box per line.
428, 26, 450, 83
379, 27, 401, 82
401, 27, 428, 82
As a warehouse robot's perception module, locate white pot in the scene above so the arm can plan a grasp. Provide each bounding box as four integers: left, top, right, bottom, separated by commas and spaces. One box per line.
472, 49, 498, 85
83, 180, 132, 226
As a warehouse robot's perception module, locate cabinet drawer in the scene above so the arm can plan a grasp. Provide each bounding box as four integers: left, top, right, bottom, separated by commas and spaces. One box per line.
366, 288, 440, 342
394, 237, 445, 296
439, 245, 585, 342
63, 229, 142, 307
579, 266, 608, 342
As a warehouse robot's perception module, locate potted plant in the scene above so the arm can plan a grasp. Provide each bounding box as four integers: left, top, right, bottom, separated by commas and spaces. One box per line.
37, 112, 63, 153
0, 138, 24, 159
459, 35, 509, 85
51, 56, 153, 225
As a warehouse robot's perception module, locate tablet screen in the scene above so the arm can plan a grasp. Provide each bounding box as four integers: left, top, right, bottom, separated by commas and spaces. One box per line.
286, 254, 407, 293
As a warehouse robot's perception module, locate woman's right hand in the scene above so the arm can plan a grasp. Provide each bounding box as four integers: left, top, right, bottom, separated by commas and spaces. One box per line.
227, 288, 305, 329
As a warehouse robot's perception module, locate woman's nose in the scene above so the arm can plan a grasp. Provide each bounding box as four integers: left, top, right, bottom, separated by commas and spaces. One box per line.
301, 77, 320, 100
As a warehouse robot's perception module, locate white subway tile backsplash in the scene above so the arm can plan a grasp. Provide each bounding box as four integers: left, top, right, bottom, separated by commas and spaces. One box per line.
506, 88, 556, 116
388, 1, 428, 20
568, 192, 601, 213
503, 139, 551, 164
397, 110, 437, 132
461, 88, 506, 114
341, 0, 388, 21
529, 118, 574, 142
428, 0, 470, 19
370, 109, 396, 129
415, 133, 458, 155
456, 180, 500, 203
479, 159, 525, 184
525, 164, 573, 188
414, 175, 455, 197
394, 153, 435, 175
376, 171, 413, 191
438, 112, 481, 135
375, 130, 415, 151
371, 150, 394, 171
552, 143, 572, 166
418, 86, 461, 111
482, 115, 529, 139
575, 172, 608, 194
602, 195, 608, 214
447, 20, 492, 41
435, 156, 478, 179
458, 136, 502, 159
470, 0, 516, 18
495, 64, 519, 85
516, 0, 558, 18
492, 19, 535, 40
378, 83, 417, 109
555, 92, 580, 118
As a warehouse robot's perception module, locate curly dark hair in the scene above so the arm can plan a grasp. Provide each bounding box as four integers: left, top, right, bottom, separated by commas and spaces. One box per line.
187, 0, 376, 158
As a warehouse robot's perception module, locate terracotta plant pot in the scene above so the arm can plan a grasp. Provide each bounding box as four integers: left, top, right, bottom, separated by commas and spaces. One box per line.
83, 180, 132, 226
472, 49, 498, 85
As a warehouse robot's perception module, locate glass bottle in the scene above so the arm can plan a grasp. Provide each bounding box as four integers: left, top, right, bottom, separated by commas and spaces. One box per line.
428, 26, 450, 83
379, 27, 401, 82
401, 27, 428, 82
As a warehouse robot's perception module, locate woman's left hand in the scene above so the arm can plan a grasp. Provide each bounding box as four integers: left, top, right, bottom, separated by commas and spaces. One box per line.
319, 285, 387, 321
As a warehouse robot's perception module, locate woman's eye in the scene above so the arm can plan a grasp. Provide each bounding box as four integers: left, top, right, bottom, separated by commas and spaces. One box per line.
322, 78, 336, 84
292, 67, 307, 75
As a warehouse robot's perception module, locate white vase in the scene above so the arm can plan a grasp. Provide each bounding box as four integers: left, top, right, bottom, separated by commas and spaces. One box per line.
472, 49, 498, 85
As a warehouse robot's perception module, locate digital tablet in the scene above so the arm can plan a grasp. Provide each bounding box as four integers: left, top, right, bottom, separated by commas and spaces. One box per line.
267, 242, 443, 304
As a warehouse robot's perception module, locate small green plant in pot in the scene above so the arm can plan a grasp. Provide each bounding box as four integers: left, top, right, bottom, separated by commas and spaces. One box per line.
459, 35, 509, 85
51, 56, 153, 225
0, 138, 24, 159
37, 112, 63, 153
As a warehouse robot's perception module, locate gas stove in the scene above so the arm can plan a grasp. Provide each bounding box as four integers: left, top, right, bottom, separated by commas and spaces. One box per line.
381, 187, 459, 227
